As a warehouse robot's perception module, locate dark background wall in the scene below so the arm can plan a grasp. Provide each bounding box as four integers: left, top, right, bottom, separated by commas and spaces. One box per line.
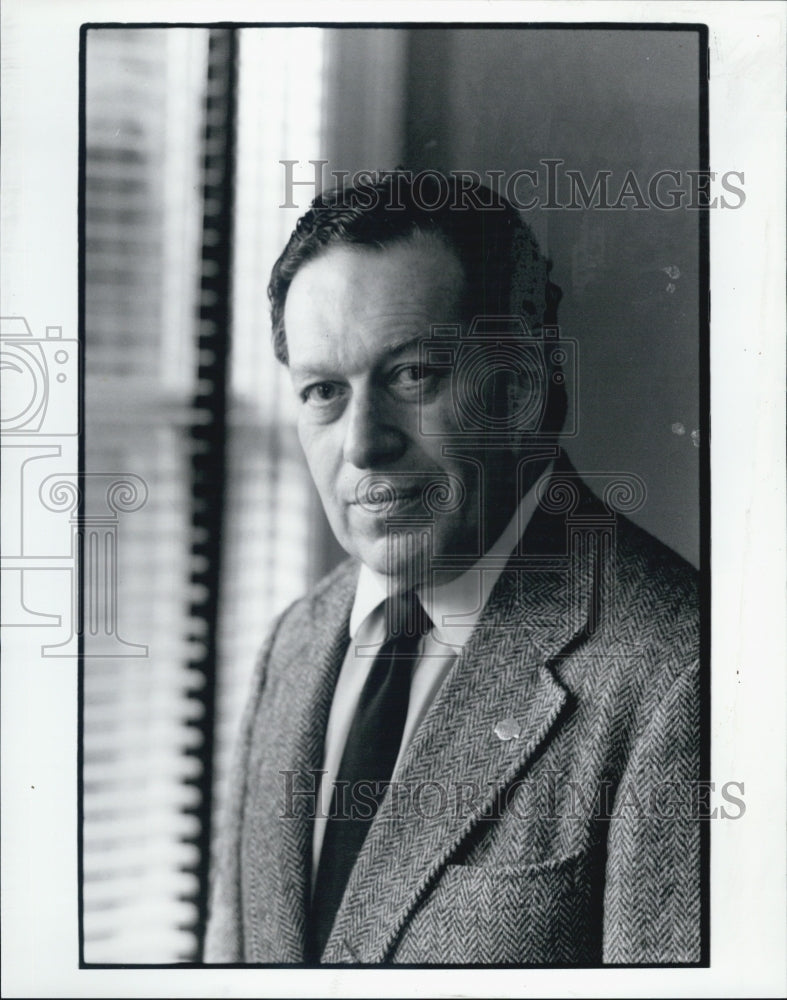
325, 27, 701, 567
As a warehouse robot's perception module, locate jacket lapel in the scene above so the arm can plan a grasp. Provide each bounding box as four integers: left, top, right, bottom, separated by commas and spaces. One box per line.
243, 566, 356, 961
321, 491, 599, 963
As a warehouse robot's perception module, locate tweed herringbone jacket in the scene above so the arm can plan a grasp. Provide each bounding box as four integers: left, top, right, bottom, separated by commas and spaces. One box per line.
204, 465, 701, 965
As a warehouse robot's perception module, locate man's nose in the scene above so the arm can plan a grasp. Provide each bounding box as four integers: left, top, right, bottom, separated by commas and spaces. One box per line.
342, 391, 407, 469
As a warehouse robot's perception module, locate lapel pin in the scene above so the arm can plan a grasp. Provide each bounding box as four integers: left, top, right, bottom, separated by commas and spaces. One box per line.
494, 718, 521, 741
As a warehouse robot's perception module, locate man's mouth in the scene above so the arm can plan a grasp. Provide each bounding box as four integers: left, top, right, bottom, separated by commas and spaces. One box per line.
351, 484, 423, 510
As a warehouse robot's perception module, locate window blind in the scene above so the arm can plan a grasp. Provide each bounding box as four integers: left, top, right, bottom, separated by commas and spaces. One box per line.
82, 28, 209, 964
186, 27, 238, 957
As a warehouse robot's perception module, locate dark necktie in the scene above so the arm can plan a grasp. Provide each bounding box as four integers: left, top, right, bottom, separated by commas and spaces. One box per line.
308, 590, 430, 961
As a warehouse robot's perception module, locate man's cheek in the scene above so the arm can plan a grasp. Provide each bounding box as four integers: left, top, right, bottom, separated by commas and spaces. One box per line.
298, 424, 332, 481
415, 392, 458, 438
296, 417, 313, 461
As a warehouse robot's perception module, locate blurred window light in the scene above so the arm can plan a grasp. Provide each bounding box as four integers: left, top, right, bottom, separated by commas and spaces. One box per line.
213, 27, 324, 839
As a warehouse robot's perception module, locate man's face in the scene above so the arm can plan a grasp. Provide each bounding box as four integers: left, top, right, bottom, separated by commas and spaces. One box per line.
284, 234, 520, 587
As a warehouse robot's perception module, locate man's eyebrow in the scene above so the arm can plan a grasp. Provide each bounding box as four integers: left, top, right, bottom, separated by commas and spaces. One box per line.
289, 335, 427, 381
288, 364, 334, 381
382, 334, 427, 359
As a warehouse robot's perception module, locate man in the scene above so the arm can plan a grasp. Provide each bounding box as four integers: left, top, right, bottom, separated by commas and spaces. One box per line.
204, 173, 701, 965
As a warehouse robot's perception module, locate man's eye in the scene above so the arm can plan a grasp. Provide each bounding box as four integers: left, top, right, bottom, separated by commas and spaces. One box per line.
390, 364, 430, 387
388, 363, 443, 398
301, 382, 342, 404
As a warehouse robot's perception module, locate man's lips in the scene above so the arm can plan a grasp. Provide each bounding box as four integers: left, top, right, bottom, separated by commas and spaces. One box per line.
349, 485, 423, 507
345, 473, 464, 514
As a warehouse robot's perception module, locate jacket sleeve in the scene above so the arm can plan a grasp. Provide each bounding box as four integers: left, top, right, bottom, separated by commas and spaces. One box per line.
602, 658, 702, 963
202, 616, 281, 962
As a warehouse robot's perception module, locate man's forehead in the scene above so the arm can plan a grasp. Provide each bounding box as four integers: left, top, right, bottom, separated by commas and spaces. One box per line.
287, 232, 464, 303
283, 236, 466, 366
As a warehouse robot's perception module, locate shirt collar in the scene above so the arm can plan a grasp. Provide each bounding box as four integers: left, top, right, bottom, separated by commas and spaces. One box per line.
349, 463, 551, 647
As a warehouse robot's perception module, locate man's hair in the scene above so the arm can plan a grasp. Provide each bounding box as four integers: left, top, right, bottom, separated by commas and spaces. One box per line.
268, 170, 566, 433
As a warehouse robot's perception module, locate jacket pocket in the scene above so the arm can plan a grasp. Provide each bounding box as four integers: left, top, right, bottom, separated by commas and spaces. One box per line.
393, 850, 598, 964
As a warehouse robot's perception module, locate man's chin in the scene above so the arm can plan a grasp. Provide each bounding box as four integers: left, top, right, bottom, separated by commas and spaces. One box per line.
349, 538, 431, 589
341, 519, 481, 588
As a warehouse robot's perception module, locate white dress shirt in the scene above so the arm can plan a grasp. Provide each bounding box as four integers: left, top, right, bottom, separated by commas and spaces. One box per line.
311, 469, 548, 885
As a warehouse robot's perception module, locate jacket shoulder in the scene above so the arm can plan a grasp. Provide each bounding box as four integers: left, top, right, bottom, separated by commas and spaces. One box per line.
570, 509, 701, 732
266, 557, 358, 651
287, 556, 358, 618
612, 513, 699, 635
